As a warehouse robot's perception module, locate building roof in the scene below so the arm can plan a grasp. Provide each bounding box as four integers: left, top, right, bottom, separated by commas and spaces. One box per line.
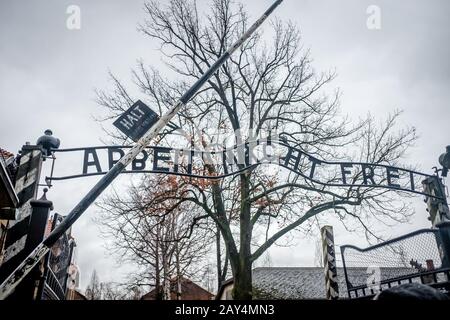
218, 266, 416, 299
66, 289, 87, 300
141, 277, 214, 300
252, 267, 348, 299
0, 148, 18, 211
0, 148, 15, 166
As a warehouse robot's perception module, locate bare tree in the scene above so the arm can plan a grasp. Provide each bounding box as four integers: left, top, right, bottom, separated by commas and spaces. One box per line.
85, 269, 102, 300
96, 174, 213, 300
85, 270, 141, 300
314, 238, 324, 268
95, 0, 418, 299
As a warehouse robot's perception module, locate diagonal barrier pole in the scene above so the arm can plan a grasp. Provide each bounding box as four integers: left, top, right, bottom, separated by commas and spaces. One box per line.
0, 0, 284, 299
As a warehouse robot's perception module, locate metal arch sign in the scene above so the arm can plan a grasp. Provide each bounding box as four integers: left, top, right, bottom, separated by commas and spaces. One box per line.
46, 140, 442, 199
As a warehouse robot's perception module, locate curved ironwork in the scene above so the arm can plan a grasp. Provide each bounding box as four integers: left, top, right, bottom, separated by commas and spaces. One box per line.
46, 141, 441, 199
43, 268, 66, 300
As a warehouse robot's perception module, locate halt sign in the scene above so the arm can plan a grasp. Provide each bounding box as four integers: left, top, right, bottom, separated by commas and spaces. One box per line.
113, 100, 160, 142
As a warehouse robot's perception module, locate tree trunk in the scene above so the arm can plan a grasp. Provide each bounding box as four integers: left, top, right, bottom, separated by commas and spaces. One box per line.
175, 241, 182, 300
161, 238, 171, 300
232, 174, 253, 300
232, 257, 252, 300
154, 229, 163, 300
211, 177, 248, 298
216, 225, 223, 290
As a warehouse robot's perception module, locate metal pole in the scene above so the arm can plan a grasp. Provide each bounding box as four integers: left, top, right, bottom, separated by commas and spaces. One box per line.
0, 0, 284, 299
340, 246, 352, 298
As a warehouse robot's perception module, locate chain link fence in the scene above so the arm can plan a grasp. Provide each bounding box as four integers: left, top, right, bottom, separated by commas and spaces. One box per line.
341, 228, 450, 298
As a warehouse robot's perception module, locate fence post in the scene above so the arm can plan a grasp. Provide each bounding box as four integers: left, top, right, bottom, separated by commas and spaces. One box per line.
27, 190, 53, 300
321, 225, 339, 299
0, 145, 43, 285
436, 221, 450, 269
5, 190, 52, 299
422, 176, 450, 227
340, 246, 352, 298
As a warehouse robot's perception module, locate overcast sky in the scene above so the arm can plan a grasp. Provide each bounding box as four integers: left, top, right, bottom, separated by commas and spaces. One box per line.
1, 0, 449, 292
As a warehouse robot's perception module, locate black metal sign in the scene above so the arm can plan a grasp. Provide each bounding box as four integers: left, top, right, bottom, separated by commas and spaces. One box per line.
46, 141, 441, 199
112, 100, 160, 142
